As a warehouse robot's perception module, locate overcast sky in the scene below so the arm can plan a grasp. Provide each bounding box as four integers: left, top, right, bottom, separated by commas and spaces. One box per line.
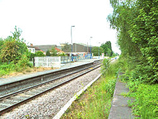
0, 0, 120, 54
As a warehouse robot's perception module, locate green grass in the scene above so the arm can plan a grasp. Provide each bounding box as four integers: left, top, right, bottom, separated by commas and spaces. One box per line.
118, 57, 158, 118
61, 76, 116, 119
126, 81, 158, 118
61, 59, 119, 119
0, 62, 15, 77
0, 61, 33, 77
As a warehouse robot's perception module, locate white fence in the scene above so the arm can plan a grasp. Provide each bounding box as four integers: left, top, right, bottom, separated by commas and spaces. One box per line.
93, 56, 106, 59
61, 56, 71, 64
35, 57, 61, 68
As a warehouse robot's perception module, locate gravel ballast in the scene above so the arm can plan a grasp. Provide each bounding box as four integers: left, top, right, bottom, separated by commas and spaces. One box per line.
1, 68, 101, 119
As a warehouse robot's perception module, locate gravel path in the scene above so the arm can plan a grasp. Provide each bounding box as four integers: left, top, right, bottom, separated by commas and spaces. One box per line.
1, 68, 101, 119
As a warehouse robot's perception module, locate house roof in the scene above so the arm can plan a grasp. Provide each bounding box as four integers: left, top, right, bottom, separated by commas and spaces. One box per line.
34, 45, 56, 52
55, 47, 64, 53
27, 46, 41, 50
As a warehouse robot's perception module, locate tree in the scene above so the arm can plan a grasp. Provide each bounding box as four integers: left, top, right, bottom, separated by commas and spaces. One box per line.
0, 38, 4, 51
11, 26, 22, 40
11, 26, 28, 55
46, 50, 51, 56
51, 46, 57, 56
108, 0, 158, 83
101, 41, 113, 56
0, 39, 19, 63
35, 51, 45, 57
28, 52, 35, 61
61, 43, 71, 52
0, 26, 28, 63
92, 46, 104, 56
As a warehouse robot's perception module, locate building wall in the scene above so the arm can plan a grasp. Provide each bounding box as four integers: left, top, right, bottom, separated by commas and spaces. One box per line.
34, 45, 56, 52
73, 43, 90, 52
28, 48, 35, 53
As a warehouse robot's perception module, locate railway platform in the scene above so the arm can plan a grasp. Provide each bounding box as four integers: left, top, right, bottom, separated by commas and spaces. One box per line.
0, 58, 135, 118
108, 74, 135, 119
0, 59, 100, 86
61, 59, 97, 68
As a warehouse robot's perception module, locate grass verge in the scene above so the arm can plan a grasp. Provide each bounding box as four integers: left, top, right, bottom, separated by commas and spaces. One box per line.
119, 57, 158, 118
61, 59, 119, 119
122, 79, 158, 118
61, 76, 116, 119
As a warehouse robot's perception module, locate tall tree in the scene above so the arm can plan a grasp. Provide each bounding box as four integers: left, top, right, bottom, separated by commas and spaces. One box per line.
101, 41, 113, 56
92, 46, 104, 56
108, 0, 158, 83
0, 26, 28, 63
11, 26, 22, 40
61, 43, 71, 52
51, 46, 57, 56
46, 50, 51, 56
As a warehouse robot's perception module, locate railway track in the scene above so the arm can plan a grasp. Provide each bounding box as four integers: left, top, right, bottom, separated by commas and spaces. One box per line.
0, 60, 101, 115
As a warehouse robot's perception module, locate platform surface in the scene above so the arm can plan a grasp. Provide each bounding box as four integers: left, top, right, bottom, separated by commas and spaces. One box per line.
108, 80, 135, 119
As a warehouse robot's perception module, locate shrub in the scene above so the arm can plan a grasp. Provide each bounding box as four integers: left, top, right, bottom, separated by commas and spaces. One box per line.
127, 82, 158, 118
35, 51, 45, 57
101, 58, 120, 77
16, 54, 30, 71
0, 70, 6, 77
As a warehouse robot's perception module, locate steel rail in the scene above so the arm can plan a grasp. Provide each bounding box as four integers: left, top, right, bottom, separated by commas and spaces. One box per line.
0, 64, 100, 115
0, 61, 99, 97
0, 62, 95, 87
0, 64, 97, 101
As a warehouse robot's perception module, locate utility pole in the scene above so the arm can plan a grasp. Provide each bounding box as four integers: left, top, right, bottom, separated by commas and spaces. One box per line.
71, 25, 75, 61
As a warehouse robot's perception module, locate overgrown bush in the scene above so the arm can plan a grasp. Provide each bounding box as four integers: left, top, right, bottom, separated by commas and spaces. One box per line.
0, 39, 20, 63
101, 58, 119, 77
0, 26, 28, 64
35, 51, 45, 57
119, 57, 158, 118
101, 58, 110, 76
0, 26, 33, 77
108, 0, 158, 83
58, 53, 67, 56
127, 81, 158, 118
15, 54, 30, 71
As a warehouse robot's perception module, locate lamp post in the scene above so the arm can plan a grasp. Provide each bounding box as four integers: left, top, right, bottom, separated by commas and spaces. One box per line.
71, 25, 75, 61
90, 36, 92, 59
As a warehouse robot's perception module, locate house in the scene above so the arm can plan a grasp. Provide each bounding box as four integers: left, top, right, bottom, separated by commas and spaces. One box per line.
61, 43, 92, 57
33, 45, 65, 55
55, 47, 64, 54
27, 44, 42, 53
33, 45, 56, 53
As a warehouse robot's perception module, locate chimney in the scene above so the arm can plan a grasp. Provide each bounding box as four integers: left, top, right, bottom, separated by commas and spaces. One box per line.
30, 43, 33, 46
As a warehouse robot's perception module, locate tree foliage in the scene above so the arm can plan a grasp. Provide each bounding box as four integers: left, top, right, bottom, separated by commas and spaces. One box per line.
92, 46, 104, 56
108, 0, 158, 83
101, 41, 113, 56
0, 39, 19, 63
51, 46, 58, 56
0, 26, 28, 63
58, 53, 67, 56
35, 51, 45, 57
46, 50, 51, 56
61, 43, 71, 52
0, 38, 4, 51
